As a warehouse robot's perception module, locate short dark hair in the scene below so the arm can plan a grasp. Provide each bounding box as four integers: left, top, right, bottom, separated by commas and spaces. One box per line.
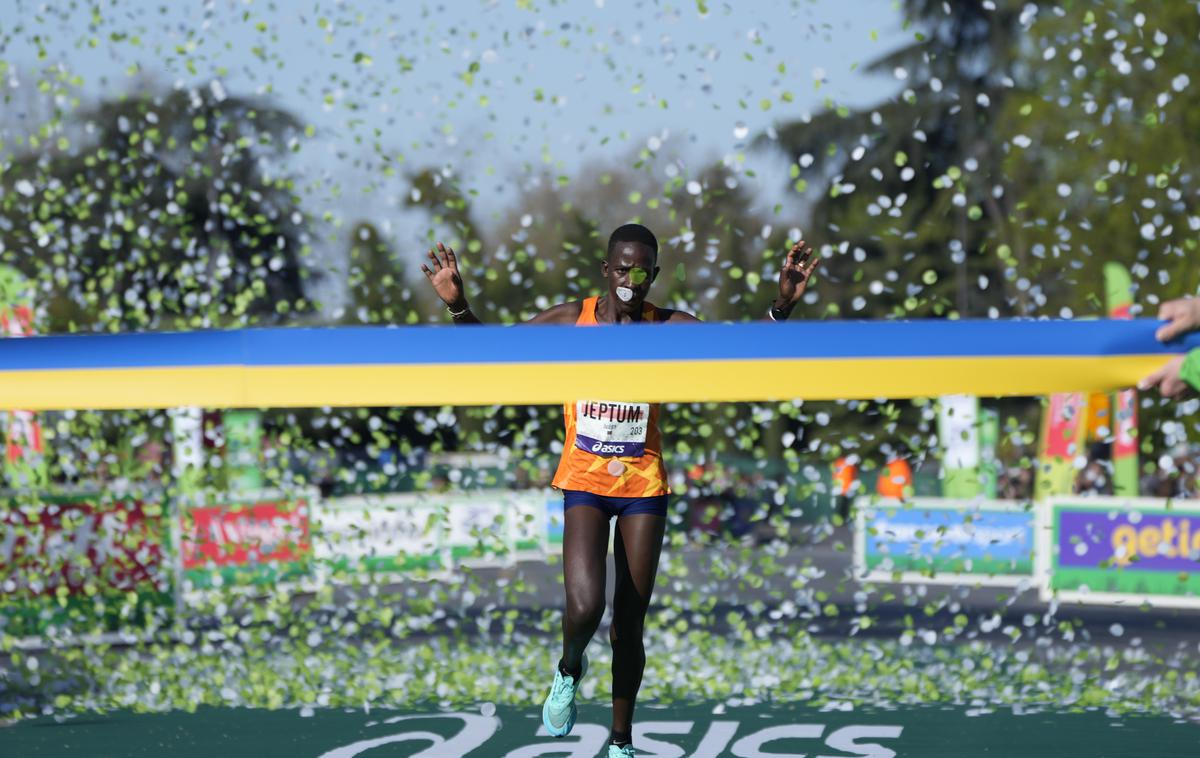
607, 223, 658, 260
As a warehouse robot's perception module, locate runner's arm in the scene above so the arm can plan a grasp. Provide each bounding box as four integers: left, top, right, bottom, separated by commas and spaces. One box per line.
420, 244, 582, 325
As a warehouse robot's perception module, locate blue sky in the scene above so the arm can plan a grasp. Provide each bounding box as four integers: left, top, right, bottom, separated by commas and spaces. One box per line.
3, 0, 910, 299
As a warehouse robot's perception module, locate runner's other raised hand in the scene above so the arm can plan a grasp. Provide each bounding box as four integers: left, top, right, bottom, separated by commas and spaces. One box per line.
778, 239, 819, 306
420, 242, 468, 311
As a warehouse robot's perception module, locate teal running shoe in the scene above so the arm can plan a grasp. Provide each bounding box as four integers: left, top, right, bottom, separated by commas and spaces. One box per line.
541, 654, 588, 737
608, 744, 636, 758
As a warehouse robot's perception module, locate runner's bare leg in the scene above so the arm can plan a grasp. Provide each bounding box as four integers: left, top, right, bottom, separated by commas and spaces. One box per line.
561, 504, 610, 675
609, 512, 667, 737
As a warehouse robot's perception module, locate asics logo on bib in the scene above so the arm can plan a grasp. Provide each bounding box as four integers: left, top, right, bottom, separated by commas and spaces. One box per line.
591, 442, 626, 454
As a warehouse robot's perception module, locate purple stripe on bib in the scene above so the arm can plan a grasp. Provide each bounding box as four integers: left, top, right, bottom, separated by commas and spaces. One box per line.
575, 435, 645, 458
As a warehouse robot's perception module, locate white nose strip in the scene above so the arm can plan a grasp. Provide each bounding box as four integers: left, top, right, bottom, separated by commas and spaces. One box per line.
615, 286, 634, 302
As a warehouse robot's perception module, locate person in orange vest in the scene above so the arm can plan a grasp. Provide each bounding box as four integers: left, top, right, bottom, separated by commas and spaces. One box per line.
831, 457, 858, 521
421, 225, 822, 756
877, 458, 914, 499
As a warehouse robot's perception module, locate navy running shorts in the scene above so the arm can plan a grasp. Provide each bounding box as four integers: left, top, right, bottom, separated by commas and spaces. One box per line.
562, 489, 669, 518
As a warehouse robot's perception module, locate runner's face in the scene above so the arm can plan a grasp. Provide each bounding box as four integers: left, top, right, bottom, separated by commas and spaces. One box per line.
602, 243, 658, 307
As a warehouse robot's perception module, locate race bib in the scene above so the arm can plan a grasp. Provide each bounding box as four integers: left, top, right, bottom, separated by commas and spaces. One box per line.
574, 400, 650, 458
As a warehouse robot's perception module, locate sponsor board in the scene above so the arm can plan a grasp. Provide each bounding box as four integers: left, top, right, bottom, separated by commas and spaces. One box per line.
313, 490, 556, 576
937, 394, 980, 498
546, 494, 564, 554
314, 494, 445, 575
6, 705, 1200, 757
854, 497, 1035, 586
513, 489, 555, 559
1035, 392, 1088, 498
443, 494, 515, 568
0, 493, 173, 635
313, 712, 907, 758
1037, 496, 1200, 609
180, 490, 313, 589
0, 265, 46, 488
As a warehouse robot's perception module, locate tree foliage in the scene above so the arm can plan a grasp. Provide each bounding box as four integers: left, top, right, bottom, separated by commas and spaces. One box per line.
0, 80, 316, 332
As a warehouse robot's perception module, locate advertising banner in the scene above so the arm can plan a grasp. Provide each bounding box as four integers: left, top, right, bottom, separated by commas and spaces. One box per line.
1111, 390, 1138, 495
513, 489, 555, 559
223, 410, 264, 491
312, 489, 555, 577
441, 490, 559, 567
180, 490, 313, 589
1105, 261, 1139, 496
1038, 497, 1200, 608
443, 495, 514, 568
1035, 392, 1088, 498
314, 494, 445, 575
547, 494, 564, 554
10, 703, 1200, 758
0, 493, 174, 635
978, 407, 999, 499
170, 407, 204, 489
854, 497, 1035, 586
0, 264, 46, 488
937, 395, 980, 498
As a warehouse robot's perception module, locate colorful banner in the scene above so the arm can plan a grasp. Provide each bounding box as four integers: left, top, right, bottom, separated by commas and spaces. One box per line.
0, 264, 46, 487
513, 489, 554, 558
978, 408, 999, 498
170, 406, 204, 489
2, 320, 1198, 410
853, 497, 1035, 586
313, 495, 444, 575
0, 494, 174, 635
1111, 390, 1138, 495
1104, 261, 1139, 496
223, 410, 264, 490
1034, 392, 1088, 498
443, 496, 514, 567
547, 495, 564, 554
938, 395, 980, 498
180, 492, 312, 589
311, 490, 555, 576
1038, 497, 1200, 608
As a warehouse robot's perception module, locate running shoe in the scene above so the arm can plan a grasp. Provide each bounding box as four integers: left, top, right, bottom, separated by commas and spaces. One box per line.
541, 653, 588, 737
608, 744, 636, 758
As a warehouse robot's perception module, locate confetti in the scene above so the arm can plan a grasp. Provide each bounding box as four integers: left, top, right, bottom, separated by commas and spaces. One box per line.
0, 0, 1198, 732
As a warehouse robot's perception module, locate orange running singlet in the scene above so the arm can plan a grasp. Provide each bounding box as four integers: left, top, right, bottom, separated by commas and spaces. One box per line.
550, 296, 670, 497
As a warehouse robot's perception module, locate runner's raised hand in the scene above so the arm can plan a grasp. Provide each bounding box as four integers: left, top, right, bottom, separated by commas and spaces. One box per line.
778, 239, 819, 306
420, 242, 468, 311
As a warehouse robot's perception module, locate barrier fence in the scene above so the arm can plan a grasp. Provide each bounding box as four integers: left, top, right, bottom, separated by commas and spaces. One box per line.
4, 488, 1196, 641
853, 495, 1200, 609
0, 487, 567, 639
